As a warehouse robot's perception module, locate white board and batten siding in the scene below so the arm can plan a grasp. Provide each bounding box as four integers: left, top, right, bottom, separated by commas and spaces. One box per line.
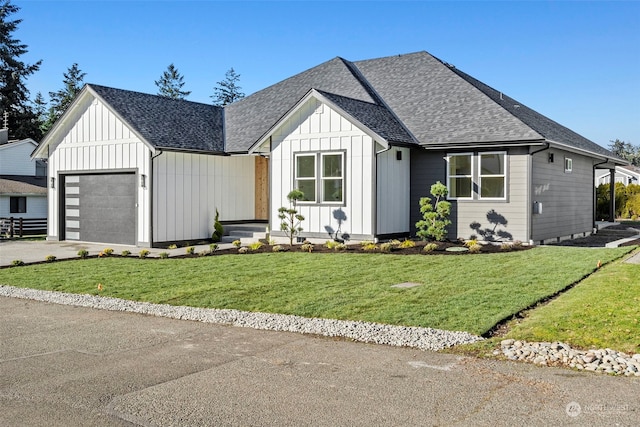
47, 96, 152, 244
270, 97, 406, 240
153, 152, 255, 243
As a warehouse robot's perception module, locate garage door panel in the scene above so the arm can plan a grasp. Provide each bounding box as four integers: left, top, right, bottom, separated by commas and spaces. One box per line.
65, 173, 136, 245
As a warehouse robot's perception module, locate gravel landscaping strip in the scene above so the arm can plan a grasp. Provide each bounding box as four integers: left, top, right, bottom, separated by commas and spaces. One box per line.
0, 285, 483, 351
497, 339, 640, 377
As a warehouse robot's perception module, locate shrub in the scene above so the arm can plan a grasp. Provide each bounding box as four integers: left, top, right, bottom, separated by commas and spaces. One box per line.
380, 242, 394, 252
77, 249, 89, 259
212, 209, 224, 242
399, 239, 416, 249
301, 241, 314, 252
468, 243, 482, 253
278, 189, 305, 245
209, 243, 219, 253
500, 242, 514, 251
167, 244, 178, 250
238, 247, 249, 254
362, 242, 378, 251
103, 248, 114, 256
249, 241, 264, 251
632, 214, 639, 221
121, 250, 131, 257
388, 239, 402, 247
325, 240, 347, 251
232, 240, 242, 248
423, 243, 438, 253
45, 255, 56, 262
185, 246, 195, 255
139, 249, 150, 258
416, 181, 451, 241
12, 259, 24, 266
159, 252, 170, 259
464, 239, 479, 248
272, 245, 285, 252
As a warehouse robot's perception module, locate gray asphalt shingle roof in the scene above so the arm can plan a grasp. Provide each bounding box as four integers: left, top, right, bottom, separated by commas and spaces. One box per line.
79, 51, 616, 161
0, 175, 47, 195
89, 84, 224, 152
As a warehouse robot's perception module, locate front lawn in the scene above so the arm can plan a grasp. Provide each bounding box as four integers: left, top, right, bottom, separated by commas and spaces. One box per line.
0, 246, 632, 336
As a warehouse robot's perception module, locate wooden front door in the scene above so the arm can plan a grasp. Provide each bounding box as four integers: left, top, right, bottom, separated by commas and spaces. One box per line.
255, 156, 269, 220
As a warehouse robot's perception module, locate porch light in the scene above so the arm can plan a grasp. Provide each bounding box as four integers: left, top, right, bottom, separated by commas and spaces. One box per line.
140, 174, 146, 188
50, 177, 55, 189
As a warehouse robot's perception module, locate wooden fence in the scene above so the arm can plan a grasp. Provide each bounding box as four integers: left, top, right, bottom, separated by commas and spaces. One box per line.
0, 217, 47, 238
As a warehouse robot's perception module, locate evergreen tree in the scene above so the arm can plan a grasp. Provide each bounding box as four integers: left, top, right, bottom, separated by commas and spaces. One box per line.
32, 91, 47, 134
42, 63, 86, 133
0, 0, 42, 140
608, 139, 640, 166
211, 68, 244, 106
155, 63, 190, 99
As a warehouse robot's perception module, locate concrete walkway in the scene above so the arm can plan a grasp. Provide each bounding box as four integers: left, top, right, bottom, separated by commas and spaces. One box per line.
0, 240, 234, 267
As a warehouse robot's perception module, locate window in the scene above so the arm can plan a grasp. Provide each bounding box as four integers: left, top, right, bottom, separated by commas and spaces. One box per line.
295, 155, 316, 202
294, 152, 344, 204
564, 157, 573, 173
447, 153, 472, 199
479, 152, 506, 199
10, 197, 27, 214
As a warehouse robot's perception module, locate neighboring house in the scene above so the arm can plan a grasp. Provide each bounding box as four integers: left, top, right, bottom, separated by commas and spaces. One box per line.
595, 165, 640, 187
0, 132, 48, 228
32, 51, 624, 247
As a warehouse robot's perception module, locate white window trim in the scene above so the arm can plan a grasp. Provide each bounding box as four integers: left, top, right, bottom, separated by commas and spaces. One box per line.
564, 157, 573, 173
294, 151, 345, 205
446, 152, 474, 200
294, 153, 317, 203
478, 151, 507, 200
320, 152, 344, 204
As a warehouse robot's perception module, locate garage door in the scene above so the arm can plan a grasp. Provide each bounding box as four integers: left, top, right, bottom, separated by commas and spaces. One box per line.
64, 173, 136, 245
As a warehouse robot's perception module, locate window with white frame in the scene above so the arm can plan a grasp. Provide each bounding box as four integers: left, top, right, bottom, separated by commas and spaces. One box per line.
447, 153, 473, 199
564, 157, 573, 173
295, 152, 344, 204
479, 152, 506, 199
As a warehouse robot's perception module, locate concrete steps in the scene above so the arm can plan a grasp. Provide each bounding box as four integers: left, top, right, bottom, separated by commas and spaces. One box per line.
220, 223, 268, 245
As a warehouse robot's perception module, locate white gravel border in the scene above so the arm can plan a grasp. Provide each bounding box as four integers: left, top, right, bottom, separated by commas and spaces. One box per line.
0, 285, 483, 351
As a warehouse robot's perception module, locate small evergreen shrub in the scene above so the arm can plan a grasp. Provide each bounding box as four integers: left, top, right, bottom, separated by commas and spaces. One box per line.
121, 250, 131, 257
278, 189, 305, 245
388, 239, 402, 247
423, 243, 439, 252
325, 240, 347, 251
399, 239, 416, 249
301, 241, 314, 252
360, 240, 374, 247
139, 249, 150, 258
159, 252, 170, 259
212, 209, 224, 242
103, 248, 114, 256
416, 181, 452, 241
464, 239, 479, 248
232, 240, 242, 248
272, 245, 285, 252
362, 242, 379, 251
12, 259, 24, 266
380, 242, 394, 252
249, 241, 264, 251
209, 243, 219, 252
168, 244, 178, 250
77, 249, 89, 259
45, 255, 56, 262
468, 243, 482, 253
185, 246, 195, 255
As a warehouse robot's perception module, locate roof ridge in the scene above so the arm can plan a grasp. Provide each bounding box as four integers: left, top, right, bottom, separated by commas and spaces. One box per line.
87, 83, 221, 109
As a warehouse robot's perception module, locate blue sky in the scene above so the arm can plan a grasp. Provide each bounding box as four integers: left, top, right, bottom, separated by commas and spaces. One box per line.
14, 0, 640, 148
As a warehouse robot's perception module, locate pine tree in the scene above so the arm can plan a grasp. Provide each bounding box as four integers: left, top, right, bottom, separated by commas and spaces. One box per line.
42, 63, 86, 133
32, 91, 47, 134
211, 68, 245, 106
0, 0, 42, 140
155, 63, 191, 99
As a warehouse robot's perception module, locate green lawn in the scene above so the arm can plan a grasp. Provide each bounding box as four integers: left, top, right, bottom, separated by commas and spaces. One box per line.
500, 254, 640, 353
0, 246, 632, 336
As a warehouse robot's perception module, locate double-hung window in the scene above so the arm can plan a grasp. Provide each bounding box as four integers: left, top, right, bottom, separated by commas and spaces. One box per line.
447, 153, 473, 199
10, 196, 27, 214
479, 152, 506, 199
294, 152, 344, 204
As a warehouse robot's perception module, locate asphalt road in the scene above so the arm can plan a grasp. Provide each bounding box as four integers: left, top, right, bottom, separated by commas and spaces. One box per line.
1, 296, 638, 426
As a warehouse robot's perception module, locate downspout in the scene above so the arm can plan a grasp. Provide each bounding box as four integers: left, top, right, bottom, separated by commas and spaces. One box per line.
592, 158, 609, 231
528, 142, 550, 243
149, 149, 163, 247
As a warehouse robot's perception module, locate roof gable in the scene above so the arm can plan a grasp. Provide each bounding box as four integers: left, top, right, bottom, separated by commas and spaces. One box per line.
353, 51, 544, 146
224, 57, 379, 153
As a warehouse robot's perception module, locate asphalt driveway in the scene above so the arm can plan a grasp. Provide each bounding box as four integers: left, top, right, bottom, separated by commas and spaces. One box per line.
1, 296, 638, 426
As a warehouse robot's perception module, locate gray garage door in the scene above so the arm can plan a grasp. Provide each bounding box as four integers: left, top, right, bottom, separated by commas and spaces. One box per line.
64, 173, 136, 245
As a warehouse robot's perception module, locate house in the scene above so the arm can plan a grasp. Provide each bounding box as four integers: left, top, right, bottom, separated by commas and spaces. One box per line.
595, 165, 640, 187
32, 51, 624, 247
0, 130, 48, 235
